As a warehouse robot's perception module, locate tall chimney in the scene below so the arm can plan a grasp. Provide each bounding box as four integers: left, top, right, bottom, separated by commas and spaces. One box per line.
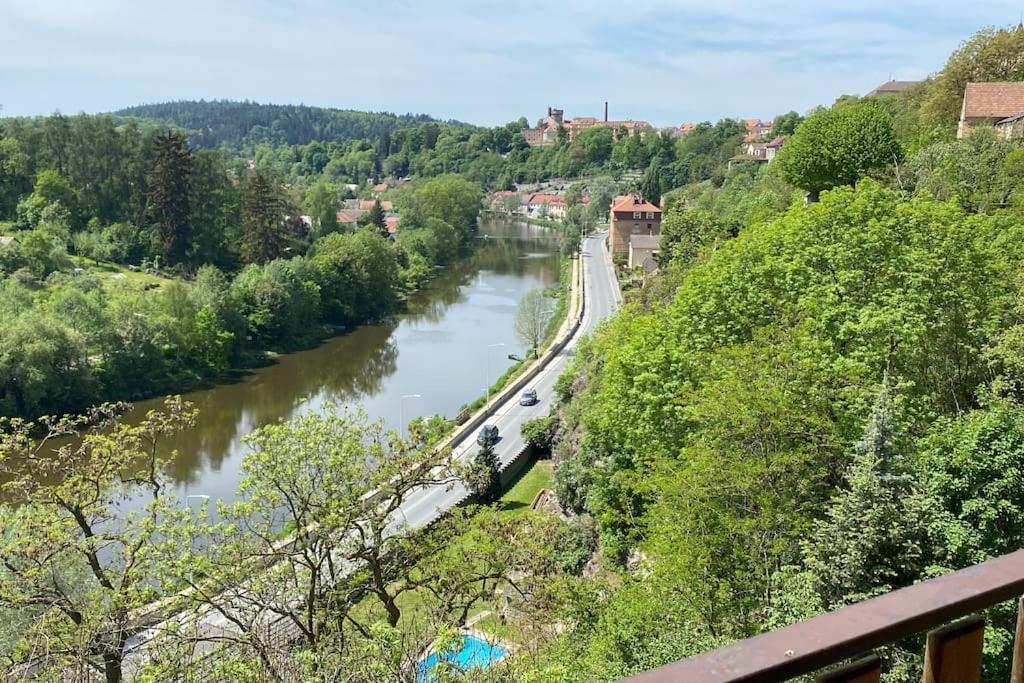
604, 101, 608, 122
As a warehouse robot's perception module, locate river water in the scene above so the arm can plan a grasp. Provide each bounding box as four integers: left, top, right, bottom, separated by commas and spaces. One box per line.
106, 219, 559, 507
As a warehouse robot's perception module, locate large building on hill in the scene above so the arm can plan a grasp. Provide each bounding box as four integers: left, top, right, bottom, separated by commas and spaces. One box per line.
609, 194, 661, 257
522, 104, 652, 146
958, 82, 1024, 138
868, 79, 921, 96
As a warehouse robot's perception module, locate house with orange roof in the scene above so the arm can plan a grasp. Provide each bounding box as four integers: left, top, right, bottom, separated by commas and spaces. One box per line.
958, 82, 1024, 138
609, 194, 661, 257
358, 199, 394, 212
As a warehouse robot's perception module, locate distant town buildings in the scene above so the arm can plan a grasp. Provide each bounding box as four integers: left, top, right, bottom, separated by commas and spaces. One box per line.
958, 82, 1024, 138
522, 104, 653, 146
743, 118, 774, 141
729, 135, 787, 168
609, 194, 661, 257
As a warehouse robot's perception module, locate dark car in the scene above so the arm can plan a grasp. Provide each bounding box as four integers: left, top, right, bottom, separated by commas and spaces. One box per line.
519, 388, 538, 406
477, 424, 499, 446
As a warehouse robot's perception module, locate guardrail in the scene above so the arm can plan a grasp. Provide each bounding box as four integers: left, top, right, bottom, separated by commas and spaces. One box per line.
622, 549, 1024, 683
438, 247, 585, 455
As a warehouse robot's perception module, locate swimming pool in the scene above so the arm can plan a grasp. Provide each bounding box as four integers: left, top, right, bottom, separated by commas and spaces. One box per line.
418, 633, 507, 681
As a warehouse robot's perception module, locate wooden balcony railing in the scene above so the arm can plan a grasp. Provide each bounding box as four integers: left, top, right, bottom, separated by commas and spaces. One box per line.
621, 549, 1024, 683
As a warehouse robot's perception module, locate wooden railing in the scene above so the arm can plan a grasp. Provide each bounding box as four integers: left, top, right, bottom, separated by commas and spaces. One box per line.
621, 549, 1024, 683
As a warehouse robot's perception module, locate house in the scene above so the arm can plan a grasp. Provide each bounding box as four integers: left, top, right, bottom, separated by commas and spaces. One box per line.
522, 192, 564, 217
765, 135, 787, 161
742, 118, 774, 142
679, 122, 697, 136
546, 196, 567, 220
609, 194, 661, 257
371, 182, 389, 194
357, 199, 394, 211
729, 135, 786, 168
628, 233, 660, 270
868, 80, 921, 96
489, 190, 516, 212
729, 142, 769, 168
385, 215, 400, 236
336, 210, 361, 227
997, 111, 1024, 140
958, 82, 1024, 138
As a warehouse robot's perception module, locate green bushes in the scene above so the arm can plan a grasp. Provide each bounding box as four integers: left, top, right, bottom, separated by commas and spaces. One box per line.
521, 415, 559, 451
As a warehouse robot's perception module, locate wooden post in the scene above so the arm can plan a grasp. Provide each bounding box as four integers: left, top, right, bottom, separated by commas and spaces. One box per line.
817, 655, 881, 683
1011, 597, 1024, 683
922, 615, 985, 683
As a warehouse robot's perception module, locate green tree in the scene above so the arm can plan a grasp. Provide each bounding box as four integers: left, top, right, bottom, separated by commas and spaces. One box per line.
306, 179, 339, 237
514, 288, 553, 353
0, 398, 195, 683
146, 132, 195, 265
16, 169, 77, 229
240, 168, 287, 264
639, 157, 664, 207
157, 406, 465, 675
469, 442, 501, 503
776, 101, 902, 198
658, 206, 726, 265
771, 110, 803, 136
803, 382, 927, 607
0, 136, 28, 219
368, 198, 387, 236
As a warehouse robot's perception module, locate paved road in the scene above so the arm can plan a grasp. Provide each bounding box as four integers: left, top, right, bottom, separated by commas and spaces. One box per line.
124, 232, 620, 669
395, 231, 619, 529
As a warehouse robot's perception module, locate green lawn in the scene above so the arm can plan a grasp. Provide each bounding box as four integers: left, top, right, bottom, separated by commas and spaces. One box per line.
74, 257, 174, 292
496, 459, 554, 519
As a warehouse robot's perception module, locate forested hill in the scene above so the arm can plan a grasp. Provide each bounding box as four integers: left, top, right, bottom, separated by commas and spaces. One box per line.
113, 100, 467, 148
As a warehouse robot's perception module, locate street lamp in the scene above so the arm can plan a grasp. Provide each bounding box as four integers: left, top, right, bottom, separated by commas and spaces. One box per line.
400, 394, 422, 439
485, 343, 505, 403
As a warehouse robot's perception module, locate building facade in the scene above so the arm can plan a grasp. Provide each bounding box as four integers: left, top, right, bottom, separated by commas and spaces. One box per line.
609, 194, 662, 257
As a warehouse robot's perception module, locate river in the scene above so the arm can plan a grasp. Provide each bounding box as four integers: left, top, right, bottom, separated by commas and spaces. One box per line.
103, 218, 559, 507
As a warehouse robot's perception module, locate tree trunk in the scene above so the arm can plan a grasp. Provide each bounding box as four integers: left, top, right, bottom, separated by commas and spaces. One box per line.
103, 653, 122, 683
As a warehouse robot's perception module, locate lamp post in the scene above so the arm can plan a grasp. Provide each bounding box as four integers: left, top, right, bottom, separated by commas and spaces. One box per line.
486, 343, 505, 403
400, 394, 422, 440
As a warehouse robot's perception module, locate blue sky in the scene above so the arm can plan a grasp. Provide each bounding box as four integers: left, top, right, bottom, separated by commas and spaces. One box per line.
0, 0, 1021, 126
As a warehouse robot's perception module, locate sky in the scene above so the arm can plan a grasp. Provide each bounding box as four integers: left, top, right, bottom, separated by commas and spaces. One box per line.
1, 0, 1022, 127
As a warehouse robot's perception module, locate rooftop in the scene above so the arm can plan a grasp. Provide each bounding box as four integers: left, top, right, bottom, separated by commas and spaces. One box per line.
868, 79, 921, 95
962, 81, 1024, 119
611, 194, 661, 214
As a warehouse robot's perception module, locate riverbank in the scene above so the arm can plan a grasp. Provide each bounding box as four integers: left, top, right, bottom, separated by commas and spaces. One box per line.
35, 219, 562, 510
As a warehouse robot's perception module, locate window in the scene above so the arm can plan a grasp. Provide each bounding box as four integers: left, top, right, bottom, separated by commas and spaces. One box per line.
646, 212, 655, 219
633, 211, 642, 219
647, 223, 653, 230
632, 223, 640, 233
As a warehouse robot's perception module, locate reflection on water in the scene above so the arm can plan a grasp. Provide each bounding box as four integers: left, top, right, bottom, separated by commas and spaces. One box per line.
76, 219, 559, 506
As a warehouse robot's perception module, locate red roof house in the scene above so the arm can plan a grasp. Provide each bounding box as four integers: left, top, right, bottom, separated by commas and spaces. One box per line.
958, 82, 1024, 138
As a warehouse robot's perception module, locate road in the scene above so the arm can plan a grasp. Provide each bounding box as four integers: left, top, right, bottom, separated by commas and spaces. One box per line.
395, 231, 618, 528
123, 231, 620, 671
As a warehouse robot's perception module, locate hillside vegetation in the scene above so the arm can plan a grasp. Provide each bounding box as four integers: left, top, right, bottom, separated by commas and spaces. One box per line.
115, 99, 460, 148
